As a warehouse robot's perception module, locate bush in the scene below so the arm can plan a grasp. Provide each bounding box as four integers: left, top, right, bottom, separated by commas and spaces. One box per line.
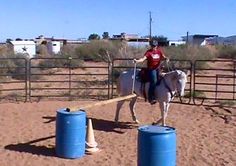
0, 53, 28, 80
215, 45, 236, 59
164, 45, 215, 62
74, 40, 144, 62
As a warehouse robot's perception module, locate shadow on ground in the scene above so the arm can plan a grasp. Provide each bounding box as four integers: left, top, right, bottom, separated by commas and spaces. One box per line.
42, 115, 137, 134
5, 135, 55, 157
90, 117, 137, 134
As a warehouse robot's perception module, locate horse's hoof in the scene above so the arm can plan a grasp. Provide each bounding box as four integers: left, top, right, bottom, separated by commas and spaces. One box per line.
134, 120, 140, 124
152, 122, 158, 125
114, 119, 119, 124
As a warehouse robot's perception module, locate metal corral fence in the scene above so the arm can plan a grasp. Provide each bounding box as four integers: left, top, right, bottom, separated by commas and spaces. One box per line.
29, 57, 111, 102
111, 58, 192, 104
193, 59, 236, 105
0, 58, 27, 102
0, 57, 235, 105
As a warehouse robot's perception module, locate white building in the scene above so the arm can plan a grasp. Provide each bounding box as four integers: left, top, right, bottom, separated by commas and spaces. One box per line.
169, 40, 186, 46
47, 41, 61, 54
9, 40, 36, 58
127, 41, 149, 48
200, 35, 236, 46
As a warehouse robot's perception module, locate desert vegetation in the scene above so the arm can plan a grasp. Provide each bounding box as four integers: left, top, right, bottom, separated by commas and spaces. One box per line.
1, 40, 236, 68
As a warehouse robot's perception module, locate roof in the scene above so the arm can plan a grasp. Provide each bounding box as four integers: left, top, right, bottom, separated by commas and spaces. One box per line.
10, 41, 36, 45
182, 34, 218, 40
191, 34, 218, 38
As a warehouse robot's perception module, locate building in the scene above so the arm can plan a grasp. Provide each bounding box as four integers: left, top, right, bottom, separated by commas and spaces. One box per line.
202, 35, 236, 46
9, 40, 36, 58
35, 35, 66, 54
127, 40, 149, 48
111, 33, 149, 48
66, 38, 89, 45
47, 41, 61, 54
112, 33, 149, 40
169, 40, 186, 46
182, 34, 218, 45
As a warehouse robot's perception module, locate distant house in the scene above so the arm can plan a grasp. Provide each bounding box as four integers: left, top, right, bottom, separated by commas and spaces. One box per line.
112, 33, 148, 40
182, 34, 218, 45
47, 41, 61, 54
35, 35, 66, 54
169, 40, 186, 46
66, 38, 89, 45
9, 40, 36, 58
112, 33, 138, 40
127, 40, 149, 48
202, 35, 236, 46
111, 33, 149, 48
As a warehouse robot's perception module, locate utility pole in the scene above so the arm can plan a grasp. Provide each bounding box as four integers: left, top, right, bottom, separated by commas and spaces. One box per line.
186, 31, 189, 45
149, 11, 152, 40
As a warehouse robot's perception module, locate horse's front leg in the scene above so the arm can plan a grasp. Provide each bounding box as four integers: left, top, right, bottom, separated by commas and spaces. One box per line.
159, 102, 169, 126
114, 100, 125, 123
152, 102, 164, 125
129, 96, 140, 124
162, 102, 170, 126
159, 102, 165, 126
164, 102, 170, 120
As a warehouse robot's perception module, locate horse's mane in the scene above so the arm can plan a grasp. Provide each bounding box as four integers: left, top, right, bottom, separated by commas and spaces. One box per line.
163, 70, 186, 81
163, 70, 178, 77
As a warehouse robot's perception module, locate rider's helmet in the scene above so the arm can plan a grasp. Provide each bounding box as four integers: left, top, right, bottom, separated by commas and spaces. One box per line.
149, 39, 158, 47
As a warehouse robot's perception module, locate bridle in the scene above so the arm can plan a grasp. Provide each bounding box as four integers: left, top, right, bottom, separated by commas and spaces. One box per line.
162, 70, 184, 100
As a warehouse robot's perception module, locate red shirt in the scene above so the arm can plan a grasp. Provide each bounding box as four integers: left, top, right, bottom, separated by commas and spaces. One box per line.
144, 47, 164, 69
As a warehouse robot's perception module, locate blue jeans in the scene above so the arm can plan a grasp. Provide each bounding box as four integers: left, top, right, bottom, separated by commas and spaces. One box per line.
148, 69, 159, 101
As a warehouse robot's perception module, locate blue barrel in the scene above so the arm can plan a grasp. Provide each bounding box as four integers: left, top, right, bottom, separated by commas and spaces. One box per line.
138, 125, 176, 166
55, 108, 86, 159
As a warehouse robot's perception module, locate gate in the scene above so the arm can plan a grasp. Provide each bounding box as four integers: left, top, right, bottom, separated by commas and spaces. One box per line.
193, 60, 236, 105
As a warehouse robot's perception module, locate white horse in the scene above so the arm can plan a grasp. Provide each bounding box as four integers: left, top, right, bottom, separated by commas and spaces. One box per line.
114, 69, 188, 126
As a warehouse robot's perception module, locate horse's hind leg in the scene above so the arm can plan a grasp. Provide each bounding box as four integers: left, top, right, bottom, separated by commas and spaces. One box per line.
129, 96, 140, 124
114, 100, 125, 123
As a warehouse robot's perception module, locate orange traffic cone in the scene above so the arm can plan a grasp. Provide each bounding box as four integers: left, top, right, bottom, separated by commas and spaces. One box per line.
85, 118, 100, 154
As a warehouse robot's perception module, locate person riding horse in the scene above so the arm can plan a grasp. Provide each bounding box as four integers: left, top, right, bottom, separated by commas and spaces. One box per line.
134, 39, 169, 105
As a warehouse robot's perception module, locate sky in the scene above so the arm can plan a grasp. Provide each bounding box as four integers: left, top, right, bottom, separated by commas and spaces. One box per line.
0, 0, 236, 42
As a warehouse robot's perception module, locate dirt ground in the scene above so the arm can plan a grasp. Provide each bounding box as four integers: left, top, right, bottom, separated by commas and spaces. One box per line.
0, 99, 235, 166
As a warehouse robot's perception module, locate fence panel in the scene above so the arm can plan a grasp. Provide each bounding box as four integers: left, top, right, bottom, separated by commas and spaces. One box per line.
0, 58, 27, 102
29, 58, 110, 101
193, 60, 236, 105
2, 57, 235, 106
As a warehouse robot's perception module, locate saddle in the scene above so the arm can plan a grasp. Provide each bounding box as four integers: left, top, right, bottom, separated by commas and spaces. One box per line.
137, 68, 163, 101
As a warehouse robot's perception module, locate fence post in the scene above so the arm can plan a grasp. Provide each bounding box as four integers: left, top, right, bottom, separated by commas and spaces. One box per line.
234, 61, 236, 100
215, 75, 218, 101
68, 57, 72, 100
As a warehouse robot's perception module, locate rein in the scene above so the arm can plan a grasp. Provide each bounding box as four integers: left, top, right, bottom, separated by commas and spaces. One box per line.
162, 60, 176, 99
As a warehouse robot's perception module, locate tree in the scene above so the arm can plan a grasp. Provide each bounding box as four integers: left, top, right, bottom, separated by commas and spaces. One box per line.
88, 33, 101, 40
102, 32, 109, 39
6, 39, 12, 43
152, 35, 169, 46
15, 38, 23, 41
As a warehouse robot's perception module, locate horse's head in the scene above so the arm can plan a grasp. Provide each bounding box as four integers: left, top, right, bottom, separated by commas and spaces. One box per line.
175, 70, 188, 96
